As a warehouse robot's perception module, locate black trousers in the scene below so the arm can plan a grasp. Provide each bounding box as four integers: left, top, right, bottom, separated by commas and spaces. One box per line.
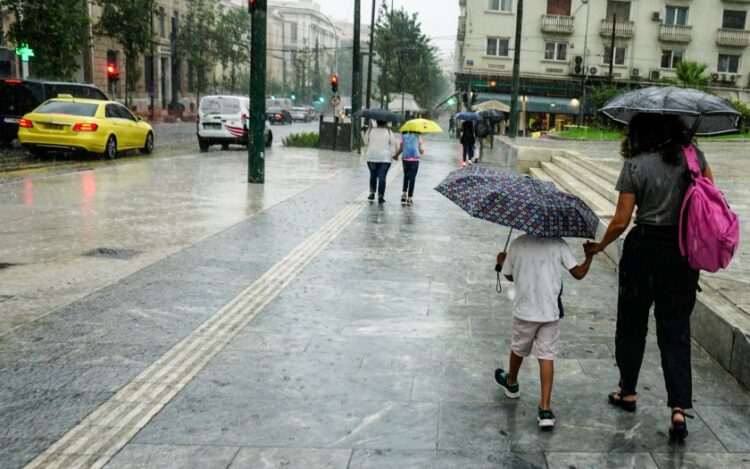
402, 161, 419, 197
616, 225, 699, 409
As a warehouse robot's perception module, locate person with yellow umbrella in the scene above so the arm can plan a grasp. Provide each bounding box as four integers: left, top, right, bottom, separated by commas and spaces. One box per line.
392, 119, 442, 205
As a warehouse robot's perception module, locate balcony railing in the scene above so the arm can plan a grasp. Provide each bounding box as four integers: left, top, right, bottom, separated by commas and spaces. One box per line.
716, 28, 750, 47
599, 19, 635, 39
541, 15, 574, 34
659, 24, 692, 43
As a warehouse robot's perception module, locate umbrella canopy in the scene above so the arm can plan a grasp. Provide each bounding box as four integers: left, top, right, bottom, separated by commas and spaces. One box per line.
399, 118, 443, 134
474, 99, 511, 113
478, 109, 505, 121
600, 86, 741, 136
454, 111, 481, 121
434, 166, 598, 238
354, 108, 400, 123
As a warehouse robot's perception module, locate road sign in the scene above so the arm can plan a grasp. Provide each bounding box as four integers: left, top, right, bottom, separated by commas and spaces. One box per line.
15, 43, 34, 62
331, 95, 340, 106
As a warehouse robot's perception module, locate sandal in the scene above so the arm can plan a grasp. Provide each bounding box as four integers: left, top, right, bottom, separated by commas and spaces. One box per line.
608, 390, 637, 412
669, 408, 694, 443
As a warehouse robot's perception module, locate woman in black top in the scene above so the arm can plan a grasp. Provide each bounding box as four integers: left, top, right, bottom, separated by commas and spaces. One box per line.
585, 114, 714, 442
460, 120, 475, 167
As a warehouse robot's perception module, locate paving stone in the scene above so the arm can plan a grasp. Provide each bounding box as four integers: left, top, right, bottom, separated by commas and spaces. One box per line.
0, 437, 55, 469
229, 447, 351, 469
349, 448, 546, 468
694, 404, 750, 452
651, 452, 750, 469
106, 444, 239, 469
545, 452, 658, 469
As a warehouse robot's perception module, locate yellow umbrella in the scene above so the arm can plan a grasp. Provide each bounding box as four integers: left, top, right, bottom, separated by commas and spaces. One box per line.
398, 118, 443, 134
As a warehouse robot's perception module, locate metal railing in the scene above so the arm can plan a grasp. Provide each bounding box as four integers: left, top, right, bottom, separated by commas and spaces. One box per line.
599, 19, 634, 38
716, 28, 750, 47
659, 24, 693, 43
541, 14, 574, 34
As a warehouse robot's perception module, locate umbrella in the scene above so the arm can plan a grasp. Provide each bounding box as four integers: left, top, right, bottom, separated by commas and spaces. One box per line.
399, 118, 443, 134
474, 99, 511, 113
454, 111, 481, 121
600, 86, 741, 136
354, 108, 400, 123
434, 165, 598, 239
478, 109, 505, 121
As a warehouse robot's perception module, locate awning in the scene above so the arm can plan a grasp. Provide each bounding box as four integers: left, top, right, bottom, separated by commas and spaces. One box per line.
474, 92, 581, 115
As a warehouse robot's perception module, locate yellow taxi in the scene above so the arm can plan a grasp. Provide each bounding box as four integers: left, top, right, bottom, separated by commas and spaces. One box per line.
17, 95, 154, 158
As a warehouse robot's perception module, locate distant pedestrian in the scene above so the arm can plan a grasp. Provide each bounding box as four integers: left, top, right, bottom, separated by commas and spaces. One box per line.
363, 120, 400, 203
448, 117, 455, 137
460, 120, 475, 167
392, 131, 425, 205
495, 234, 594, 429
584, 114, 715, 442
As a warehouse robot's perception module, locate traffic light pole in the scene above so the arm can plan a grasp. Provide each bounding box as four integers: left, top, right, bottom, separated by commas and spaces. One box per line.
508, 0, 523, 139
352, 0, 362, 154
249, 0, 267, 184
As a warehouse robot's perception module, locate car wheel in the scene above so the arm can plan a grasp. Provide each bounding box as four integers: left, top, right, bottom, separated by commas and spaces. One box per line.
221, 143, 229, 150
140, 132, 154, 154
265, 131, 273, 148
199, 137, 210, 152
104, 135, 117, 159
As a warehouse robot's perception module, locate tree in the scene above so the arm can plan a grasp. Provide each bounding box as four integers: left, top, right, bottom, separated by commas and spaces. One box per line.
215, 7, 251, 94
96, 0, 154, 107
661, 60, 710, 89
177, 0, 218, 103
0, 0, 90, 80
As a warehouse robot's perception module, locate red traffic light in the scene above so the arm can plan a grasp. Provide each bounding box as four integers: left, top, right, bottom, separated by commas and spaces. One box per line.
248, 0, 266, 12
106, 64, 119, 79
330, 75, 339, 93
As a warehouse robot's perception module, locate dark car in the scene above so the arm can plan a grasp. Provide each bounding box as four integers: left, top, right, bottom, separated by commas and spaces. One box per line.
266, 107, 293, 125
0, 79, 109, 146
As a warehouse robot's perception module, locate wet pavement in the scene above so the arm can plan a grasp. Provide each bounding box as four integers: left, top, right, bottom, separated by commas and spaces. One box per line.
1, 134, 750, 468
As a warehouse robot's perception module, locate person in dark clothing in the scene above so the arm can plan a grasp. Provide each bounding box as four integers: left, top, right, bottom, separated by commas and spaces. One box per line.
459, 120, 475, 167
585, 114, 715, 443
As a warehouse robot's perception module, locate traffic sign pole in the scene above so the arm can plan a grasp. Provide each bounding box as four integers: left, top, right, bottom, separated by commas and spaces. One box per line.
249, 0, 267, 184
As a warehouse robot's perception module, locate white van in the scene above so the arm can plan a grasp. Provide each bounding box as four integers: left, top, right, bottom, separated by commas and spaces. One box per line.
197, 95, 272, 151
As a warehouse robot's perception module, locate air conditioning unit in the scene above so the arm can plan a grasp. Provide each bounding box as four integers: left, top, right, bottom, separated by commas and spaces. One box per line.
631, 68, 640, 77
589, 66, 598, 76
571, 55, 584, 75
730, 74, 738, 82
712, 72, 720, 81
652, 11, 662, 22
649, 69, 661, 81
721, 74, 728, 82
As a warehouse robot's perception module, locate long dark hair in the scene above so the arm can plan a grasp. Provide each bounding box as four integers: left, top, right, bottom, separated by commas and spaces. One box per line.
621, 113, 692, 164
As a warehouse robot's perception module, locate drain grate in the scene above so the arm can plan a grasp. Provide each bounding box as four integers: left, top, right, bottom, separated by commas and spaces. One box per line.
83, 248, 141, 260
0, 263, 17, 270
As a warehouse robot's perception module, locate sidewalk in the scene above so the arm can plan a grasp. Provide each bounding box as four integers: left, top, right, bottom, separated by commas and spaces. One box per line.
1, 138, 749, 468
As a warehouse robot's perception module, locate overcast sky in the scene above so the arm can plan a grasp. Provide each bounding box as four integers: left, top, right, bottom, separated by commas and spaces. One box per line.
314, 0, 459, 61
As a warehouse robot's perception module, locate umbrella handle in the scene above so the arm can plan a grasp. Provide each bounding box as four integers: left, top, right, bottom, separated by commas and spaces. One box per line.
496, 228, 513, 295
503, 228, 513, 252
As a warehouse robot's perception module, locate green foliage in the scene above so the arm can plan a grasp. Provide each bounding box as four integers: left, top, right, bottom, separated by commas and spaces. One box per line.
662, 61, 710, 89
0, 0, 90, 80
177, 0, 219, 102
215, 7, 251, 94
374, 2, 448, 109
731, 100, 750, 132
96, 0, 154, 105
555, 127, 621, 140
282, 132, 320, 148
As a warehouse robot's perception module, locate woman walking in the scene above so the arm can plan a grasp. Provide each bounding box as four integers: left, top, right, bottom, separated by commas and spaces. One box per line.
584, 114, 714, 442
460, 120, 475, 167
363, 120, 400, 203
393, 131, 425, 205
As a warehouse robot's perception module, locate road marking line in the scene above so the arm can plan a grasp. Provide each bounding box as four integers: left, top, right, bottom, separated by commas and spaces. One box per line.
26, 167, 402, 468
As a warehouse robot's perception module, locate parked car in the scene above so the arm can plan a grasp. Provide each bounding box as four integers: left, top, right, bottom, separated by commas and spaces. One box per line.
290, 106, 311, 122
0, 79, 108, 147
17, 96, 154, 158
266, 107, 293, 125
197, 95, 272, 151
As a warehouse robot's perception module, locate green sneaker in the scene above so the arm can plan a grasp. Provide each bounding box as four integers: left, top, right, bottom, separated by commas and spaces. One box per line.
537, 408, 555, 429
494, 368, 520, 398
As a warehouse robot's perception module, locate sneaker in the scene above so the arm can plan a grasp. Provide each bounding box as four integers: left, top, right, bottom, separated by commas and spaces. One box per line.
401, 193, 407, 204
494, 368, 520, 398
537, 408, 556, 428
406, 197, 413, 205
378, 197, 385, 203
367, 193, 375, 201
467, 159, 473, 166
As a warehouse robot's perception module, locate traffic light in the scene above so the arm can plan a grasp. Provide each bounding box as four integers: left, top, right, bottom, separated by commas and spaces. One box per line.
330, 75, 339, 94
106, 63, 119, 81
248, 0, 266, 12
290, 94, 297, 101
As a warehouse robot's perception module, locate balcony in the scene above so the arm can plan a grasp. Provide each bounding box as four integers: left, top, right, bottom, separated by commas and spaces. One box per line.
659, 24, 692, 43
541, 15, 574, 34
457, 19, 466, 41
599, 19, 635, 39
716, 28, 750, 47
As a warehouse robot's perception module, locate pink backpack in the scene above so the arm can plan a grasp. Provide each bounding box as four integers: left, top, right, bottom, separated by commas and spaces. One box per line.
678, 145, 740, 272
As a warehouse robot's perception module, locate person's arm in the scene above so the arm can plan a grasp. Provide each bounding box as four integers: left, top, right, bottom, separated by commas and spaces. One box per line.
393, 142, 403, 160
569, 248, 595, 280
497, 251, 513, 282
704, 161, 715, 184
418, 136, 425, 155
584, 192, 636, 256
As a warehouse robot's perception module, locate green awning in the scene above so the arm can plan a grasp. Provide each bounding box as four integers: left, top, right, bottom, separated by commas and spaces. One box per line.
475, 93, 581, 114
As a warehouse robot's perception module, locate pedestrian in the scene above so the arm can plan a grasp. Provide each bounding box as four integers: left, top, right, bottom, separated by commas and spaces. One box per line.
460, 120, 475, 167
494, 234, 594, 429
363, 120, 400, 203
392, 131, 425, 205
448, 117, 455, 137
584, 113, 714, 442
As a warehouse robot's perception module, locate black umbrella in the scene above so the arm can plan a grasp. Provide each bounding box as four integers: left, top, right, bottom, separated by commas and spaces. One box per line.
477, 109, 505, 122
354, 108, 400, 123
600, 86, 741, 136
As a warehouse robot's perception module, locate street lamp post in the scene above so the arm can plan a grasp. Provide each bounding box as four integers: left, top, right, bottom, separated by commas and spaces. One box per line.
508, 0, 524, 138
579, 0, 591, 126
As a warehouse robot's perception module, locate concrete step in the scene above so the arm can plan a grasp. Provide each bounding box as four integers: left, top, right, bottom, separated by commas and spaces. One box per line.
564, 151, 621, 185
539, 161, 616, 218
551, 155, 619, 205
528, 167, 562, 190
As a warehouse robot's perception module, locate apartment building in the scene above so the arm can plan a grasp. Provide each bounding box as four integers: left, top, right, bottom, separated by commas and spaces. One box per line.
456, 0, 750, 128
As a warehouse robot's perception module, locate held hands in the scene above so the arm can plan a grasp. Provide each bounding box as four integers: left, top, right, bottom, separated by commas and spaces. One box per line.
392, 154, 399, 161
495, 251, 507, 272
583, 241, 602, 257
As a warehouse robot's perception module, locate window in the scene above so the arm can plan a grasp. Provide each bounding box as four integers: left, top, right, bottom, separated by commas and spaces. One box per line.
661, 49, 684, 69
171, 11, 179, 38
603, 46, 626, 65
718, 54, 740, 73
722, 10, 746, 30
0, 13, 5, 46
606, 1, 631, 21
159, 8, 165, 38
544, 41, 568, 61
546, 0, 571, 16
488, 0, 512, 12
665, 6, 688, 26
486, 37, 509, 56
290, 23, 298, 42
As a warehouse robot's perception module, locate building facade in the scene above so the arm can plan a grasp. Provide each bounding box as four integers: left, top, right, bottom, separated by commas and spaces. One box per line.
456, 0, 750, 129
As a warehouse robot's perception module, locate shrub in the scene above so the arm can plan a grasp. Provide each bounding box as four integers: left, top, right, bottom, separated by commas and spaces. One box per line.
282, 132, 319, 148
731, 100, 750, 133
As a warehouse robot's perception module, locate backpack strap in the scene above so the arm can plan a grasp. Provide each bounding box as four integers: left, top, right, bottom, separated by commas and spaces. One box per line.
683, 145, 702, 179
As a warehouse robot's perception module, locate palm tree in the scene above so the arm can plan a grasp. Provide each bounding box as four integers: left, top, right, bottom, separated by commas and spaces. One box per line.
671, 61, 710, 89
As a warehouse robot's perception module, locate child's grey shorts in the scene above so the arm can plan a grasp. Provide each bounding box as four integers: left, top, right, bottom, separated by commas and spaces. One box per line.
511, 318, 560, 360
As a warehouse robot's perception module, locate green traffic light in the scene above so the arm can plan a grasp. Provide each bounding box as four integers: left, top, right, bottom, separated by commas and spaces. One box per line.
291, 94, 297, 101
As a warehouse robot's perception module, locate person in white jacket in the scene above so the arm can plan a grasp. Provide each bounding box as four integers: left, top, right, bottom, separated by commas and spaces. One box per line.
363, 120, 400, 203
